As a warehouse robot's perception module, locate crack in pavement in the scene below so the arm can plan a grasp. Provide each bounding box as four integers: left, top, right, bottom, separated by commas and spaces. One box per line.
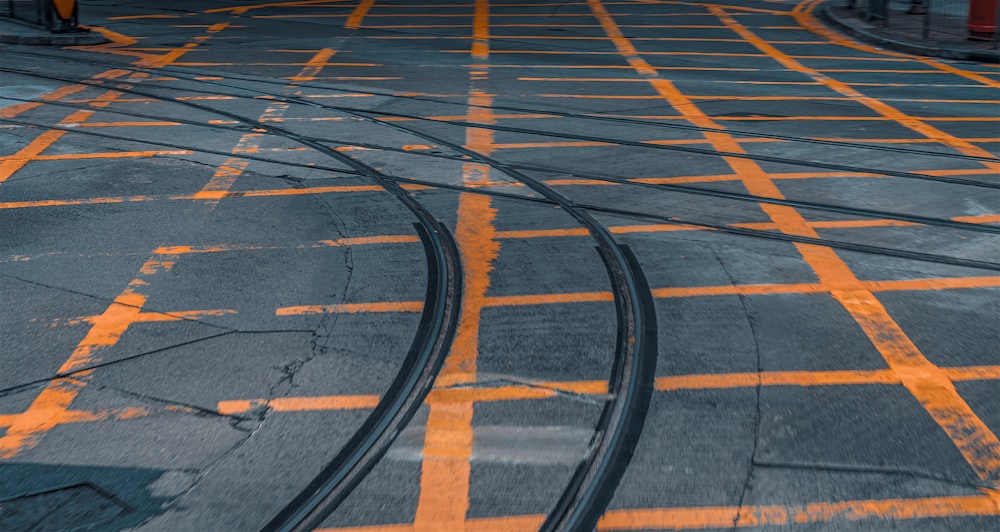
0, 329, 316, 398
449, 375, 610, 406
713, 246, 765, 532
751, 459, 995, 492
0, 118, 362, 180
0, 273, 236, 330
84, 381, 255, 425
131, 403, 273, 529
261, 166, 355, 401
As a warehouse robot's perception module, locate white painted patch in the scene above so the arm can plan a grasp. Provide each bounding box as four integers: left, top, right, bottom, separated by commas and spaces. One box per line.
387, 425, 592, 465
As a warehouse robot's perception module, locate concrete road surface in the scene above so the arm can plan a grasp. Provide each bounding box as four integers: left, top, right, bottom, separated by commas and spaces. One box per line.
1, 0, 998, 530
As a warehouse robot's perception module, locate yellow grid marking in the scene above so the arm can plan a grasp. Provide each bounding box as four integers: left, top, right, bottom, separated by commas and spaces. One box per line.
5, 1, 998, 528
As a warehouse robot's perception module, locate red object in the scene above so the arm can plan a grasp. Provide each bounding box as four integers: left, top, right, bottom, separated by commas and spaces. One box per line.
968, 0, 998, 39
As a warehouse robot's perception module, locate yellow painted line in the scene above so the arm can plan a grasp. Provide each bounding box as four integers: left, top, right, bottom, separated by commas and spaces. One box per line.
34, 150, 192, 160
285, 48, 337, 81
203, 0, 340, 15
151, 235, 422, 256
317, 494, 1000, 531
345, 0, 376, 29
379, 113, 556, 122
124, 209, 990, 258
67, 97, 158, 104
0, 85, 88, 119
182, 62, 380, 67
793, 0, 1000, 88
77, 209, 968, 257
195, 47, 355, 203
175, 95, 237, 101
415, 1, 495, 529
252, 14, 350, 19
0, 130, 66, 184
0, 256, 189, 457
0, 185, 393, 210
597, 495, 1000, 529
482, 64, 761, 71
0, 102, 44, 118
217, 395, 380, 416
348, 23, 474, 28
587, 0, 1000, 484
4, 162, 995, 211
107, 14, 180, 20
0, 407, 152, 428
0, 71, 140, 184
601, 112, 998, 122
77, 25, 137, 47
276, 301, 423, 316
72, 121, 182, 127
709, 8, 1000, 169
291, 76, 400, 81
169, 63, 236, 67
812, 137, 1000, 144
138, 23, 230, 68
516, 76, 822, 84
217, 364, 1000, 415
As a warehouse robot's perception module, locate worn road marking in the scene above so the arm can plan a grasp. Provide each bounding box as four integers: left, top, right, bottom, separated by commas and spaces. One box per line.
0, 254, 233, 458
415, 1, 497, 529
215, 365, 1000, 415
345, 0, 376, 29
589, 0, 1000, 485
317, 494, 1000, 531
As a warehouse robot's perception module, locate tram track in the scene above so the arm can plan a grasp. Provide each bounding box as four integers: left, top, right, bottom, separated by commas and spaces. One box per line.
3, 115, 989, 271
0, 68, 1000, 269
2, 89, 997, 235
6, 47, 1000, 163
3, 110, 996, 243
332, 101, 660, 530
5, 58, 663, 529
3, 70, 999, 271
4, 1, 1000, 529
130, 89, 471, 532
3, 52, 1000, 185
1, 68, 470, 531
3, 5, 1000, 531
6, 58, 1000, 198
11, 59, 995, 527
4, 58, 999, 527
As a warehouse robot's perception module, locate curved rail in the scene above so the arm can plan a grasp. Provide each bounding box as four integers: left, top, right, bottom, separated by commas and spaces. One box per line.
264, 223, 460, 532
6, 56, 1000, 527
313, 109, 660, 531
0, 66, 464, 531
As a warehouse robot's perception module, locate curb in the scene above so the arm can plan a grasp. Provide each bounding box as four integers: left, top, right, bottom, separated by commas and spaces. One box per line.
820, 5, 1000, 63
0, 18, 108, 46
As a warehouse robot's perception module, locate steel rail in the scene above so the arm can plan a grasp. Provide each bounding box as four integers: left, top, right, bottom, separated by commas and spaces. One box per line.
7, 49, 1000, 164
3, 113, 995, 271
3, 71, 997, 235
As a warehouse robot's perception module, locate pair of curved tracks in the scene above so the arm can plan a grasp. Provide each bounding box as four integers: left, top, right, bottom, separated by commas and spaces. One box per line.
1, 54, 662, 531
2, 41, 999, 529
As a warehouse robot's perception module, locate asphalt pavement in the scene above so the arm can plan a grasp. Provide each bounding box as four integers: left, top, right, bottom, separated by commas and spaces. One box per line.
1, 0, 999, 531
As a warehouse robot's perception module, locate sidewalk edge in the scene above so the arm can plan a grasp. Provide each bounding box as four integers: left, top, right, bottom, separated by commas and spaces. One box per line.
819, 4, 1000, 64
